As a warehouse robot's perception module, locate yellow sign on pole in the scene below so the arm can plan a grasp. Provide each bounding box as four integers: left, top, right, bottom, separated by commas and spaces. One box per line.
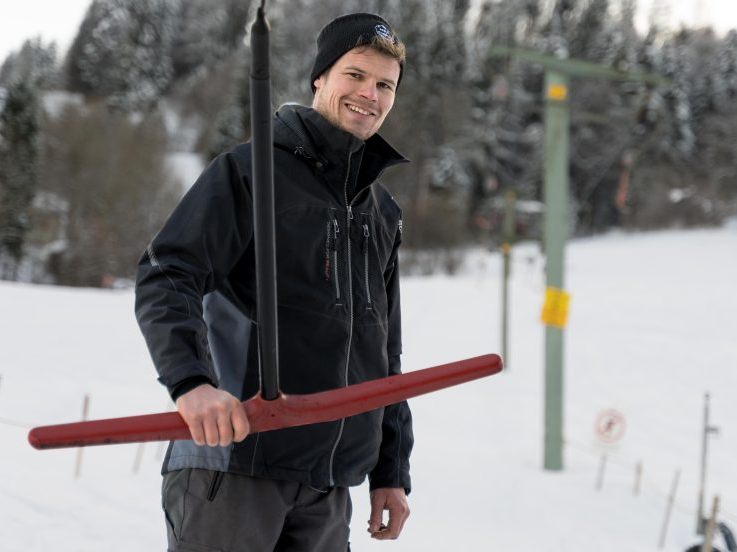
547, 83, 568, 101
541, 287, 571, 328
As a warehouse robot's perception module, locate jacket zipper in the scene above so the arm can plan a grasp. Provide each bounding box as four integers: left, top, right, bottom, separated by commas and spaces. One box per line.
324, 221, 331, 281
328, 151, 355, 486
332, 218, 341, 303
362, 223, 372, 310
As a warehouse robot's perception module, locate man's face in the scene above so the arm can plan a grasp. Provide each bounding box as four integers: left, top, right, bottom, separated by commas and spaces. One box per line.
312, 47, 401, 141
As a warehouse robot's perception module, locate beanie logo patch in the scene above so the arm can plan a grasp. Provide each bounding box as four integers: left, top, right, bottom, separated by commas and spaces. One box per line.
374, 24, 394, 42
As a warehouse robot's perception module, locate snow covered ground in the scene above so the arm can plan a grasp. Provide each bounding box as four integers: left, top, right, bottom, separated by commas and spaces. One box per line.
2, 225, 736, 552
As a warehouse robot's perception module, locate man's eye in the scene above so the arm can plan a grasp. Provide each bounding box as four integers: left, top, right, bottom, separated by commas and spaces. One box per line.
349, 73, 361, 79
379, 82, 394, 91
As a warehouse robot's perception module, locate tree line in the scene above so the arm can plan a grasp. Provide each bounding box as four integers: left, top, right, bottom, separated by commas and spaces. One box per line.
1, 0, 735, 285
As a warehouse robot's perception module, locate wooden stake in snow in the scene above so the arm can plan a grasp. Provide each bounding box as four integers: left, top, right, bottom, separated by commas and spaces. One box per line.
658, 469, 681, 549
701, 495, 720, 552
74, 394, 90, 479
634, 461, 643, 496
697, 393, 720, 534
133, 443, 145, 474
596, 453, 607, 491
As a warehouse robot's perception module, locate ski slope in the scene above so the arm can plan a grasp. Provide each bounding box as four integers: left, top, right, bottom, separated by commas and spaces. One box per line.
2, 225, 736, 552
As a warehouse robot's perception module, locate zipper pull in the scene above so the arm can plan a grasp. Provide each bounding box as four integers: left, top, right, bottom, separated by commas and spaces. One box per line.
362, 224, 370, 252
332, 219, 340, 242
347, 205, 354, 220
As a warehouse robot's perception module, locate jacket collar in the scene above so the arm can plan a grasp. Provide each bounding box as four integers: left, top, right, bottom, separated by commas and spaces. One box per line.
274, 104, 409, 180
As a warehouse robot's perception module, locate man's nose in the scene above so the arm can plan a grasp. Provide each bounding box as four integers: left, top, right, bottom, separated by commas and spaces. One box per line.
358, 80, 379, 102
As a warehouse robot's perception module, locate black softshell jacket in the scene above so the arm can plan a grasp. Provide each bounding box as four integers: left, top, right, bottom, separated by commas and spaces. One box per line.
135, 105, 413, 492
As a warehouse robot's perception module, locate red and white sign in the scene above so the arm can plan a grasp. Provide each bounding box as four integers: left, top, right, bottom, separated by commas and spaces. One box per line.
595, 409, 626, 444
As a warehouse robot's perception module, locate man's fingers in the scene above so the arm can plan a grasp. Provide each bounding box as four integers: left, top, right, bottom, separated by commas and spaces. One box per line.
368, 495, 384, 533
393, 507, 409, 539
373, 507, 402, 540
369, 491, 410, 540
188, 420, 206, 446
175, 386, 250, 447
231, 404, 250, 442
202, 415, 220, 447
217, 408, 234, 447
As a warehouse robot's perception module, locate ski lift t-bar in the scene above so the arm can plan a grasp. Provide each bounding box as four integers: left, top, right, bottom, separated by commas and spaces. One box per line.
250, 0, 280, 401
27, 6, 504, 451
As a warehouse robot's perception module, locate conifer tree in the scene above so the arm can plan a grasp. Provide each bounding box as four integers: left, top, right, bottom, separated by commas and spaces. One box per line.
0, 38, 59, 89
172, 0, 251, 80
66, 0, 178, 111
0, 80, 40, 279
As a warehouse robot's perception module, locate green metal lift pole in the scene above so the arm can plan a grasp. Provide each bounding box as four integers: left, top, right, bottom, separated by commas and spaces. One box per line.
542, 70, 570, 471
487, 45, 667, 472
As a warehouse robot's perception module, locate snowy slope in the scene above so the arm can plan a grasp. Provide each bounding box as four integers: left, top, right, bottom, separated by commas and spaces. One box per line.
2, 226, 736, 552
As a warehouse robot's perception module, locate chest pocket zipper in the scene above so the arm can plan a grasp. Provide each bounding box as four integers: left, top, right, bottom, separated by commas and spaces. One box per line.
362, 223, 372, 310
326, 218, 341, 304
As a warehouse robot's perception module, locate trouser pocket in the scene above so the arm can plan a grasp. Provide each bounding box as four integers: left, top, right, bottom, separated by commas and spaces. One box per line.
166, 469, 231, 551
162, 469, 191, 542
206, 471, 225, 501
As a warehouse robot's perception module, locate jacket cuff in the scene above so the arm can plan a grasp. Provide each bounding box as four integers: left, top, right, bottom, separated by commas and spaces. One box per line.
169, 376, 215, 402
368, 470, 412, 496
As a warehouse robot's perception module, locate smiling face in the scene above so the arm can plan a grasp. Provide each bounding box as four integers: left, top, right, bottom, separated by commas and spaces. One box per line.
311, 46, 401, 141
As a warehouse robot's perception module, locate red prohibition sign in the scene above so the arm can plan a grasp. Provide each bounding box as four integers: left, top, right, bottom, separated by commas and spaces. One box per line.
595, 409, 626, 444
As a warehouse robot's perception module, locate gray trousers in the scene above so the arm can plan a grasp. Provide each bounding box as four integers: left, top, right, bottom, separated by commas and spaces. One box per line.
162, 469, 352, 552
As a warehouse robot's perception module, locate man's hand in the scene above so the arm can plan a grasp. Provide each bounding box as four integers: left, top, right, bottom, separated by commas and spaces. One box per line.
367, 487, 410, 540
175, 384, 250, 447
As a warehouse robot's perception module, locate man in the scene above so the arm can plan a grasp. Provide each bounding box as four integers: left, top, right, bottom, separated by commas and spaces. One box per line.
135, 13, 413, 552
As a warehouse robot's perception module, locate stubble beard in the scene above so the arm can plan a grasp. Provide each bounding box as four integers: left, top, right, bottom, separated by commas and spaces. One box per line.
313, 95, 377, 141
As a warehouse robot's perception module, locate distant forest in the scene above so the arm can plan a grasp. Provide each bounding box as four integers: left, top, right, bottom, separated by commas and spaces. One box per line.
1, 0, 736, 285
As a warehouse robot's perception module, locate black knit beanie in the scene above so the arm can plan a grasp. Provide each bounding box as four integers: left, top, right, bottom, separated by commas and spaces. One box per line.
310, 13, 403, 93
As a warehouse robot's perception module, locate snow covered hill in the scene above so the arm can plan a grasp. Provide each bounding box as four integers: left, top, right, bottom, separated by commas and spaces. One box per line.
2, 225, 736, 552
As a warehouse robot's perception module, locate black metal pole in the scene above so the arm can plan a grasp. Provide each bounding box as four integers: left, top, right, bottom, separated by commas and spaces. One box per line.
250, 4, 280, 400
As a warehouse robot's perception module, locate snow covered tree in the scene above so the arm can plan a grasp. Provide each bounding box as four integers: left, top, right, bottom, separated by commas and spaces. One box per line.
465, 0, 544, 238
202, 57, 251, 161
372, 0, 474, 252
0, 79, 40, 279
568, 0, 610, 61
0, 38, 60, 90
659, 33, 696, 157
171, 0, 251, 80
66, 0, 179, 111
714, 30, 737, 106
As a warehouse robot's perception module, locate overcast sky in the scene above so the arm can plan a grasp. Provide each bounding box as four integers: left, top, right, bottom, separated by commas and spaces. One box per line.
1, 0, 736, 64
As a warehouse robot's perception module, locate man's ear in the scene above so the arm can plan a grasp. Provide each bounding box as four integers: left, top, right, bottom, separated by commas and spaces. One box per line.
313, 76, 322, 91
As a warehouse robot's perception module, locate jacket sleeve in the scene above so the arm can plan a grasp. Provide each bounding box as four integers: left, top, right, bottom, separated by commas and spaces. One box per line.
134, 151, 253, 398
369, 218, 414, 493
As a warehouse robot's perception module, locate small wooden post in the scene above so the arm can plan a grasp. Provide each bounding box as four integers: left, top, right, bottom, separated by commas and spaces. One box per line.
658, 469, 681, 549
697, 393, 720, 535
634, 461, 643, 496
596, 453, 607, 491
74, 394, 90, 479
156, 440, 167, 460
133, 443, 145, 474
701, 496, 720, 552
